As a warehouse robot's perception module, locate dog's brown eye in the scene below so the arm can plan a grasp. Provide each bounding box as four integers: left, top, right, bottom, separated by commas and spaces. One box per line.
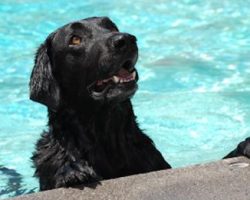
69, 36, 81, 45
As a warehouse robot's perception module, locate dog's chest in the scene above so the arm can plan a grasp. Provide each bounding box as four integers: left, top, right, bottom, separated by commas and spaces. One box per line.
86, 130, 130, 178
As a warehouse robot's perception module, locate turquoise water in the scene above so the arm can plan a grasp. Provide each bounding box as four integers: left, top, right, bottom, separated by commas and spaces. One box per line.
1, 0, 250, 198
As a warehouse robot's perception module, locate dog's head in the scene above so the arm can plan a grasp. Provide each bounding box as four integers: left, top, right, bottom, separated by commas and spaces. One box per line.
30, 17, 139, 111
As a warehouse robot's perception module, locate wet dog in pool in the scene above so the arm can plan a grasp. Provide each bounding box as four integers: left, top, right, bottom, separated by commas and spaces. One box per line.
30, 17, 171, 190
30, 16, 250, 191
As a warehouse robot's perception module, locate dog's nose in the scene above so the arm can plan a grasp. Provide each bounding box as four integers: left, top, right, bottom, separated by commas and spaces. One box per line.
111, 33, 137, 50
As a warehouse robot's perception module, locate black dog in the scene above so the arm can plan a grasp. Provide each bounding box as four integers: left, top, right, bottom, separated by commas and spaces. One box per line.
30, 17, 171, 191
30, 16, 250, 191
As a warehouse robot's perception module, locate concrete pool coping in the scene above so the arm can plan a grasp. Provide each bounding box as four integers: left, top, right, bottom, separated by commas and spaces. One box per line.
9, 156, 250, 200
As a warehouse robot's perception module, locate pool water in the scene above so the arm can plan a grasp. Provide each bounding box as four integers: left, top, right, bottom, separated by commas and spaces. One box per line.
1, 0, 250, 198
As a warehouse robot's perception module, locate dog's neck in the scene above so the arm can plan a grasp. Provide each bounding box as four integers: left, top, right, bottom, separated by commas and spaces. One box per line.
47, 99, 136, 138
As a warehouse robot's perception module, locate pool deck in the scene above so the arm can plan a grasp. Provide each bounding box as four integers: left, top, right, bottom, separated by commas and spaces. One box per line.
9, 156, 250, 200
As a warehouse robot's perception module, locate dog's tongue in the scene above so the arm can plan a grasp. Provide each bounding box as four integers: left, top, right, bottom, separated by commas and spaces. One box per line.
117, 68, 130, 78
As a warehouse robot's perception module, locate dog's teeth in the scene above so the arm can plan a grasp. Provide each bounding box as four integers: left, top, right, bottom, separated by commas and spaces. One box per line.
132, 71, 136, 80
112, 76, 120, 83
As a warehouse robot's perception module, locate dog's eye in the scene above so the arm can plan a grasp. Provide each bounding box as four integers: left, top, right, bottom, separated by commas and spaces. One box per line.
69, 36, 82, 45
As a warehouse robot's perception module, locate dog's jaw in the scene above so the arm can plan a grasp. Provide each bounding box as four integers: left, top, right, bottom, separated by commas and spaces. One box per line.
87, 68, 138, 102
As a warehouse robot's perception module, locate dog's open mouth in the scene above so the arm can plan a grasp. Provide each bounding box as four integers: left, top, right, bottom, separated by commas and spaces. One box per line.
95, 69, 136, 91
88, 62, 138, 101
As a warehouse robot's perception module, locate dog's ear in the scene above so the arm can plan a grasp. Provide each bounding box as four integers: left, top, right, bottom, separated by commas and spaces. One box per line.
29, 34, 60, 111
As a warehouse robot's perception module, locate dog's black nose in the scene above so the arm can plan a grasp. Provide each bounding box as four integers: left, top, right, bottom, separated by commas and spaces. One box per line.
111, 34, 137, 50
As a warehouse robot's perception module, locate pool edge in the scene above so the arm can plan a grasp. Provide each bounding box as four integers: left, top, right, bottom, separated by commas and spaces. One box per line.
8, 157, 250, 200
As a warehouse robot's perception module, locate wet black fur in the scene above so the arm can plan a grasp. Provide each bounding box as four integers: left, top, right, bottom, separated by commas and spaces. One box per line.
224, 137, 250, 159
30, 17, 171, 191
29, 16, 250, 191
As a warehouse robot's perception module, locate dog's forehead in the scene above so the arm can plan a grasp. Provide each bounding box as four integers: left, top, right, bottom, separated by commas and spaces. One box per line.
60, 17, 116, 34
50, 17, 119, 50
84, 16, 117, 28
